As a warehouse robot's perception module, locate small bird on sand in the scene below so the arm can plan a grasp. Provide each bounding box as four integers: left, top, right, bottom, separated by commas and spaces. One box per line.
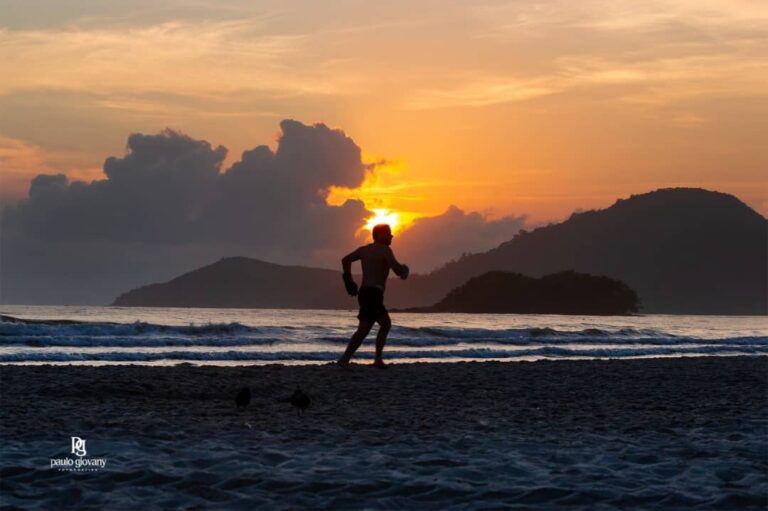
235, 387, 251, 410
290, 387, 311, 416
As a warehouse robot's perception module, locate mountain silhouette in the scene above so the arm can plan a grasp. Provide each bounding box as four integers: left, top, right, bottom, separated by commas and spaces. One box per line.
112, 257, 353, 308
113, 188, 766, 314
385, 188, 766, 314
405, 271, 640, 315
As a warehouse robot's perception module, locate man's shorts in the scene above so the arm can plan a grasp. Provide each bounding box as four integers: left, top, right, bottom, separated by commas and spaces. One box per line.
357, 286, 387, 323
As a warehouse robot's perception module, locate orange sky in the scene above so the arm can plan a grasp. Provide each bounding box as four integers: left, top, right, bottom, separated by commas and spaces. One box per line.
1, 0, 766, 225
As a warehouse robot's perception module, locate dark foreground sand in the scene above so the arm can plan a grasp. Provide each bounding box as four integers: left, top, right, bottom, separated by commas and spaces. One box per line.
1, 357, 767, 510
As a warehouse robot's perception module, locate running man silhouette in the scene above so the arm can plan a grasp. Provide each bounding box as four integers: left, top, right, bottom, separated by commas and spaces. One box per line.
338, 224, 409, 368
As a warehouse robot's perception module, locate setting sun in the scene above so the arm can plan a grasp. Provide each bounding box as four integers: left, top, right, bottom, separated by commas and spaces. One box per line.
364, 208, 401, 233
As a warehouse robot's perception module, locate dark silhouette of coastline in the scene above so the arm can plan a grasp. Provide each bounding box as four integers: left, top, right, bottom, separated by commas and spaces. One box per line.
112, 188, 767, 315
112, 257, 354, 309
401, 271, 640, 315
386, 188, 767, 314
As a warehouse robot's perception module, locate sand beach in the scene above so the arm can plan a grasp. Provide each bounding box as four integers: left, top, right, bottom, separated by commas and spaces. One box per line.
1, 356, 766, 509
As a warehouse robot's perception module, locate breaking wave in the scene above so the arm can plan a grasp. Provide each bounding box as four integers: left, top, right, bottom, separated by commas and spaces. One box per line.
2, 313, 766, 364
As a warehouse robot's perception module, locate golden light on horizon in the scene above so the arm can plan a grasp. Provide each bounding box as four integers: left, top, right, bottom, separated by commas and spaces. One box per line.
326, 159, 426, 236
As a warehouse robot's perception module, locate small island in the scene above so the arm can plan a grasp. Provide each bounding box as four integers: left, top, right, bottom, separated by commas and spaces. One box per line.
405, 270, 640, 315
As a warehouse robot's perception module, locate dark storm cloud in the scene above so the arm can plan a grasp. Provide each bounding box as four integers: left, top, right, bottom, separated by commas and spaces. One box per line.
395, 205, 527, 273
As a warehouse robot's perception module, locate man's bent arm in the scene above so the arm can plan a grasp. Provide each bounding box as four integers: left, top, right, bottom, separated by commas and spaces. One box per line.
385, 248, 408, 277
341, 248, 361, 275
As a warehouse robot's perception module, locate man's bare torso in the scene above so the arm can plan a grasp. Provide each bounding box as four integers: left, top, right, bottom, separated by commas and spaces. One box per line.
347, 243, 403, 290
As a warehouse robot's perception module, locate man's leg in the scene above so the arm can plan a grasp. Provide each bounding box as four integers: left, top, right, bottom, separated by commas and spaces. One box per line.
338, 320, 374, 365
373, 312, 392, 367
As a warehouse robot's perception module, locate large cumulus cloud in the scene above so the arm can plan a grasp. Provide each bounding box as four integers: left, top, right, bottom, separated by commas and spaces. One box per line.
0, 119, 528, 304
1, 120, 369, 303
6, 130, 226, 242
3, 120, 366, 248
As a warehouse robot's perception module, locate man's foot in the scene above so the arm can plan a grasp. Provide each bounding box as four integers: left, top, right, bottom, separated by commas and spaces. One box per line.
372, 359, 388, 369
336, 359, 351, 368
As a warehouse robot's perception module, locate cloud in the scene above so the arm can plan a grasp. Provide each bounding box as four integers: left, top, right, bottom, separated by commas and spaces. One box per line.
0, 20, 337, 97
3, 120, 367, 247
0, 136, 51, 207
406, 79, 555, 110
4, 129, 227, 243
198, 119, 368, 252
1, 119, 531, 303
0, 120, 371, 303
394, 205, 527, 273
0, 136, 102, 209
405, 0, 767, 110
403, 51, 767, 110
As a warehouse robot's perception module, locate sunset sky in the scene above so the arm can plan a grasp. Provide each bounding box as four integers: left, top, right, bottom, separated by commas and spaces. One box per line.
2, 0, 766, 223
1, 0, 767, 304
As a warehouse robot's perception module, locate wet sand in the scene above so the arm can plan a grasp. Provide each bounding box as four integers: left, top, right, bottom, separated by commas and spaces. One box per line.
1, 357, 767, 509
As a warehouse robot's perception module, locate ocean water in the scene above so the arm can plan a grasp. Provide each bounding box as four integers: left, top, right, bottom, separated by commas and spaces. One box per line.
1, 306, 766, 365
